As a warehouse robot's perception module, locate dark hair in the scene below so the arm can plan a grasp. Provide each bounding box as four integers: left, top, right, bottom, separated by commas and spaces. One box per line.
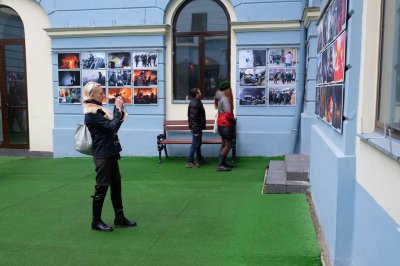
190, 88, 199, 98
218, 80, 230, 91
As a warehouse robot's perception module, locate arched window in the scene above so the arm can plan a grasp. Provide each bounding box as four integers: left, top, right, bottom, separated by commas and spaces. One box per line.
173, 0, 230, 100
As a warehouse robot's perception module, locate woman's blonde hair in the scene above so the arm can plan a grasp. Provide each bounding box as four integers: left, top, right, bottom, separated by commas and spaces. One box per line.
82, 81, 101, 102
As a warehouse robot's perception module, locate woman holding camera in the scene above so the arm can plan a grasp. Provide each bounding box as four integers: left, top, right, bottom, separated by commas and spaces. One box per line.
83, 81, 137, 232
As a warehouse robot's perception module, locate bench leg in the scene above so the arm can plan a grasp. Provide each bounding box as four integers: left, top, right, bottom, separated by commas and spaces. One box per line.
164, 144, 169, 158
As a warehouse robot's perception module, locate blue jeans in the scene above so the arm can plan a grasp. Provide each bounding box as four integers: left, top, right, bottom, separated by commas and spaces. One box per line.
187, 131, 203, 163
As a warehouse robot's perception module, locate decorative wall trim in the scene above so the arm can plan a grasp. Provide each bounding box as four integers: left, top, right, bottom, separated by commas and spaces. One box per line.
302, 7, 320, 29
231, 20, 300, 32
45, 25, 171, 38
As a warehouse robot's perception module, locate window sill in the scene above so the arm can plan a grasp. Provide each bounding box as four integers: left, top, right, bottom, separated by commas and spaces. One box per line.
358, 132, 400, 162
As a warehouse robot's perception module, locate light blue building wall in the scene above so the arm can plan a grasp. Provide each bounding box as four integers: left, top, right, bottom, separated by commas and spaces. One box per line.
37, 0, 308, 158
30, 0, 400, 265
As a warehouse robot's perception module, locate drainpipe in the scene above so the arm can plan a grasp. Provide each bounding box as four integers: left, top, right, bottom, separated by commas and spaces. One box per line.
290, 0, 308, 153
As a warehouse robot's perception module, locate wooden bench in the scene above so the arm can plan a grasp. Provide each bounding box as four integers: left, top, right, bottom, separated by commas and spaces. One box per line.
157, 119, 236, 163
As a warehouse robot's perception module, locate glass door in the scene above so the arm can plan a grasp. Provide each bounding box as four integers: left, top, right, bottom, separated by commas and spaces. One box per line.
0, 41, 29, 148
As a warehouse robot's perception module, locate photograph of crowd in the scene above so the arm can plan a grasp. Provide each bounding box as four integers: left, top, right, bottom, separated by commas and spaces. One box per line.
239, 87, 266, 106
108, 52, 131, 69
58, 87, 81, 104
58, 53, 80, 69
108, 87, 132, 104
133, 70, 158, 86
239, 67, 266, 86
268, 49, 297, 68
317, 0, 347, 53
82, 70, 106, 86
268, 87, 296, 106
132, 51, 158, 68
58, 71, 80, 86
268, 68, 296, 86
134, 87, 158, 104
108, 70, 131, 86
81, 52, 106, 69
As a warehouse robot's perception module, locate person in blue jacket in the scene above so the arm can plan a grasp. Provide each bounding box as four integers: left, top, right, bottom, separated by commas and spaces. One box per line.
83, 81, 137, 232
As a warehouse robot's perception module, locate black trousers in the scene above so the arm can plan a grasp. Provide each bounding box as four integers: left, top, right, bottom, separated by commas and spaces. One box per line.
93, 155, 123, 214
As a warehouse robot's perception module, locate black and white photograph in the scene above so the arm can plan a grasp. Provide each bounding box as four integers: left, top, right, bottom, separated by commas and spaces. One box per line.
58, 71, 80, 86
239, 67, 266, 86
239, 87, 266, 106
58, 87, 81, 104
268, 68, 296, 87
326, 44, 335, 83
239, 50, 254, 68
132, 51, 158, 68
82, 70, 106, 86
108, 70, 131, 86
58, 53, 80, 69
268, 87, 296, 106
253, 50, 267, 67
81, 52, 106, 69
108, 52, 131, 69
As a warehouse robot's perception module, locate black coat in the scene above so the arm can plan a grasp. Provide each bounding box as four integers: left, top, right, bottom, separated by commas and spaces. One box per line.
187, 97, 206, 134
85, 104, 125, 158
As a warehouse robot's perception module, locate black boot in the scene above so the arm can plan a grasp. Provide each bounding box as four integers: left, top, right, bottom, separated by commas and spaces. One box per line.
111, 180, 137, 227
91, 185, 113, 232
222, 156, 233, 169
114, 209, 137, 227
217, 155, 231, 171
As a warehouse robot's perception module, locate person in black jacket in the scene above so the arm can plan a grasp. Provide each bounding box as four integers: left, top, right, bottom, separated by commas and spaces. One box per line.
186, 88, 208, 168
83, 81, 137, 232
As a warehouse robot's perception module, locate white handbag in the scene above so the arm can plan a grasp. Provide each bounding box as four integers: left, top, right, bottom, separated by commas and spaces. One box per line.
74, 123, 93, 155
213, 112, 218, 134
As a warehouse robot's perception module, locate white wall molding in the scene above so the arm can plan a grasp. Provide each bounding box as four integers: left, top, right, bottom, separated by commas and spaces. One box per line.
45, 25, 170, 38
231, 20, 300, 32
302, 7, 320, 29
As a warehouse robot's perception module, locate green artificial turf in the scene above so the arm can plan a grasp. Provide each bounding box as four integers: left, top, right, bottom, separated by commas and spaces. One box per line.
0, 156, 321, 266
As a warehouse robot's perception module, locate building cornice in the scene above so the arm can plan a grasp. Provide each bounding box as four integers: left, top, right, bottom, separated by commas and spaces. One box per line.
45, 24, 171, 38
302, 7, 320, 29
231, 20, 300, 32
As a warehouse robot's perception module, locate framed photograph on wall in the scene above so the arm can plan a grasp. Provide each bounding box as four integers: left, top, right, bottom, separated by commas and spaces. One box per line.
58, 71, 80, 86
315, 86, 321, 116
134, 87, 158, 104
239, 87, 266, 106
268, 68, 296, 87
108, 87, 132, 105
58, 53, 80, 69
239, 67, 266, 86
332, 84, 344, 132
239, 50, 254, 68
133, 70, 158, 86
268, 86, 296, 106
81, 52, 106, 69
324, 85, 333, 125
108, 52, 131, 69
108, 70, 131, 86
82, 69, 106, 86
334, 31, 346, 83
58, 87, 81, 104
132, 51, 158, 68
